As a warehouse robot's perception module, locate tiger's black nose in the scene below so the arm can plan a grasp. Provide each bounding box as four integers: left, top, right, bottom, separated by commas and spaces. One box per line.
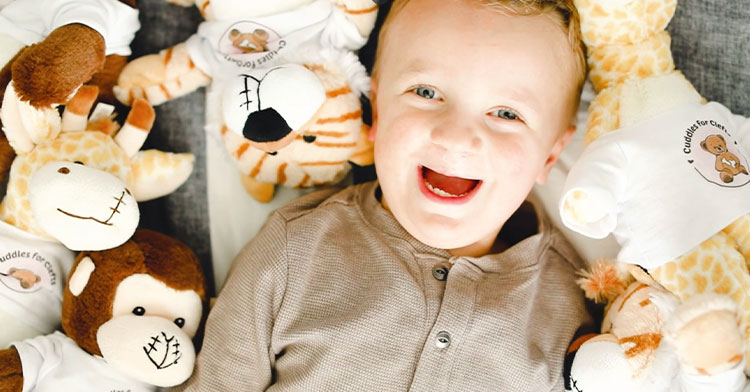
242, 108, 292, 143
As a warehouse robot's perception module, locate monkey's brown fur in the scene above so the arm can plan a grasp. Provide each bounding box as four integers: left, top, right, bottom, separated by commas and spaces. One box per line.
0, 230, 207, 392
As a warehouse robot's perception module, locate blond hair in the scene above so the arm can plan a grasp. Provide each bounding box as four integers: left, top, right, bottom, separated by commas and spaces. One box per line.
371, 0, 588, 110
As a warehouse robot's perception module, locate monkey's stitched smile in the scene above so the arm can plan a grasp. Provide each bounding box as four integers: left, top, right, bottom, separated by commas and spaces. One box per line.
56, 191, 127, 226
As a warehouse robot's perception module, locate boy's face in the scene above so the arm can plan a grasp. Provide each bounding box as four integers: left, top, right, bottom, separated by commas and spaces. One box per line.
371, 0, 577, 255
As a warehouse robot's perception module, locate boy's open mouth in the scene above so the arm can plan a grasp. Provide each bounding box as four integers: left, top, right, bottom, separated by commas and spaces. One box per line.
419, 166, 482, 201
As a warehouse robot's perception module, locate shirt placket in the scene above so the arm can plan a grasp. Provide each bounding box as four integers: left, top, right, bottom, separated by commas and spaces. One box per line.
409, 258, 478, 392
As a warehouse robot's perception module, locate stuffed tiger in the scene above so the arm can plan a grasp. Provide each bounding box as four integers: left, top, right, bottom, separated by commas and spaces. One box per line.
114, 0, 378, 202
114, 0, 378, 289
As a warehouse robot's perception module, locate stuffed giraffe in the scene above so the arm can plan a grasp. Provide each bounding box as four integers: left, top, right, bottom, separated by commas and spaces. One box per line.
558, 0, 750, 378
0, 83, 194, 348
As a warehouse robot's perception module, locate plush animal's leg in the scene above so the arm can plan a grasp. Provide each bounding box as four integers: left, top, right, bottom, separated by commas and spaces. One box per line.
0, 347, 23, 392
664, 295, 747, 391
649, 232, 750, 373
241, 175, 275, 203
114, 43, 210, 106
334, 0, 379, 38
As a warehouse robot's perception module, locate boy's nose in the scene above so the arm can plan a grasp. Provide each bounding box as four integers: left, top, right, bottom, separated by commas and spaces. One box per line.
429, 121, 482, 151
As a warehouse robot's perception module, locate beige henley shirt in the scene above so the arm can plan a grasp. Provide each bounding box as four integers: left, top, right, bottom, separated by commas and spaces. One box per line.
177, 181, 591, 392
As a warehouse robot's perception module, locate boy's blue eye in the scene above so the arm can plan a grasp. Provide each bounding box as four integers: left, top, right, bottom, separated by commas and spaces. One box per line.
490, 108, 519, 121
413, 86, 439, 99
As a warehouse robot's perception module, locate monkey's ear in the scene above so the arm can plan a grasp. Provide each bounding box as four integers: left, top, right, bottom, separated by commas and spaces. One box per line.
68, 256, 95, 296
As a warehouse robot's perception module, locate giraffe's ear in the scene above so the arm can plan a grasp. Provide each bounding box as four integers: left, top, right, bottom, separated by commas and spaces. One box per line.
129, 150, 194, 201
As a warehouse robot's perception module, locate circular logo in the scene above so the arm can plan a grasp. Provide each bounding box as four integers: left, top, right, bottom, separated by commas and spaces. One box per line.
219, 21, 282, 57
684, 120, 750, 187
0, 252, 57, 293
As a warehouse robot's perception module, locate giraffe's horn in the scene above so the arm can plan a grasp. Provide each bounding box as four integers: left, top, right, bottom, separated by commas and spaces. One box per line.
114, 98, 155, 157
62, 85, 99, 132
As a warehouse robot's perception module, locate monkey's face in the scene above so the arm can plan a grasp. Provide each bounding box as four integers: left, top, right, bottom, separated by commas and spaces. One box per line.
96, 273, 203, 387
65, 251, 204, 388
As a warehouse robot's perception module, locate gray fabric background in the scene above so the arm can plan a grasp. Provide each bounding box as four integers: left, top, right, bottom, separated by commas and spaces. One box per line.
668, 0, 750, 116
131, 0, 213, 292
130, 0, 749, 296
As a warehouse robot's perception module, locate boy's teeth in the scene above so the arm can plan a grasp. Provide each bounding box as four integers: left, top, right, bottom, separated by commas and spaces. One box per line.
426, 181, 465, 198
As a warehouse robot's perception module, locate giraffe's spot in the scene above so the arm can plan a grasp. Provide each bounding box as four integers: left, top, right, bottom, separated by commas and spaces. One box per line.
64, 143, 77, 155
615, 56, 638, 74
692, 274, 707, 294
715, 277, 733, 295
141, 155, 156, 173
67, 132, 85, 141
729, 290, 743, 305
662, 262, 677, 281
680, 253, 698, 271
712, 263, 724, 286
16, 179, 27, 197
702, 255, 715, 271
83, 139, 99, 150
18, 162, 31, 177
601, 56, 617, 73
677, 275, 688, 294
92, 150, 109, 166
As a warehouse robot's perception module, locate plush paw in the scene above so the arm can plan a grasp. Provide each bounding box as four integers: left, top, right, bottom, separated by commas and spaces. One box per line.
562, 190, 608, 225
664, 294, 744, 375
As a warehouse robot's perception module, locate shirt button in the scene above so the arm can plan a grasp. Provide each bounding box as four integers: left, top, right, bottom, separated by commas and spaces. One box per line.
431, 263, 450, 281
435, 331, 451, 349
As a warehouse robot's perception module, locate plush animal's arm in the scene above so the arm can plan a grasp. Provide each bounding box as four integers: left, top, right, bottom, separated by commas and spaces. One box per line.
114, 43, 211, 106
560, 139, 628, 238
12, 23, 106, 108
0, 347, 23, 392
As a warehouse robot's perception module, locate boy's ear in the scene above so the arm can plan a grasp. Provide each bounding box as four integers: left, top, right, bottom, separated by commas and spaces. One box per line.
536, 125, 576, 185
368, 78, 378, 142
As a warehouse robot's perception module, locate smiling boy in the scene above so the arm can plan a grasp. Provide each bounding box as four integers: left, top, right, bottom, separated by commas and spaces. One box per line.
177, 0, 591, 390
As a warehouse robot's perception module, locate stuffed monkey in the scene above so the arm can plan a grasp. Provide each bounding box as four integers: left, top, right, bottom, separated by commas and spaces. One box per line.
0, 229, 207, 391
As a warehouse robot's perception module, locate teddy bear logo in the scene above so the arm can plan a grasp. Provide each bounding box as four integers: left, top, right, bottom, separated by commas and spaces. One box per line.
228, 28, 269, 54
700, 134, 749, 183
1, 268, 41, 290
